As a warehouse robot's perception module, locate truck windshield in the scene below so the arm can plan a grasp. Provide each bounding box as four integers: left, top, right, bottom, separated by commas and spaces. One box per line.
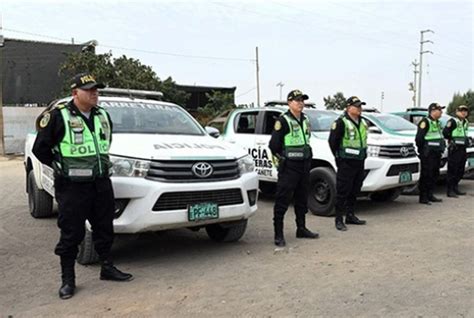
371, 114, 417, 131
305, 110, 339, 131
100, 100, 204, 135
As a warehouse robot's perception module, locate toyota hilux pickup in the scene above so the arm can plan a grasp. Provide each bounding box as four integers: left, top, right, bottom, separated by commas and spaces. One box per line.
24, 89, 259, 264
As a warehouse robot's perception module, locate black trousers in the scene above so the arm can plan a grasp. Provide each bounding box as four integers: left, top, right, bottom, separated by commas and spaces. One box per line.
273, 161, 310, 229
335, 158, 365, 219
447, 146, 467, 189
419, 152, 441, 200
54, 178, 115, 263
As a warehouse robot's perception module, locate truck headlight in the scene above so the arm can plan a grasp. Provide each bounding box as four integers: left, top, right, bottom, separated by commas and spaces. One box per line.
110, 156, 150, 177
237, 155, 255, 175
367, 145, 380, 157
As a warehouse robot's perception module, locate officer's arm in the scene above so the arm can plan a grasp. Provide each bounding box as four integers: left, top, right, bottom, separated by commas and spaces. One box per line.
442, 119, 455, 140
106, 112, 114, 143
268, 119, 287, 158
328, 118, 344, 157
415, 119, 428, 153
32, 111, 64, 167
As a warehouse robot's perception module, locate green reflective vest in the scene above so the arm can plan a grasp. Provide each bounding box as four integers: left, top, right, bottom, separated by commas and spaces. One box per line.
451, 118, 469, 146
338, 116, 368, 160
424, 118, 445, 151
282, 114, 311, 160
54, 106, 112, 181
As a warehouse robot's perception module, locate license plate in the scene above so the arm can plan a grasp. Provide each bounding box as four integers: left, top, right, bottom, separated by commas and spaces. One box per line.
188, 202, 219, 222
468, 158, 474, 167
399, 171, 412, 184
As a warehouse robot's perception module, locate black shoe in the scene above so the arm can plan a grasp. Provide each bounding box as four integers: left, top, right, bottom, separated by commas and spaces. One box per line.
274, 236, 286, 247
419, 198, 431, 205
59, 282, 75, 300
454, 187, 466, 196
345, 215, 366, 225
447, 190, 458, 198
335, 219, 347, 231
296, 227, 319, 239
428, 195, 443, 202
100, 262, 133, 281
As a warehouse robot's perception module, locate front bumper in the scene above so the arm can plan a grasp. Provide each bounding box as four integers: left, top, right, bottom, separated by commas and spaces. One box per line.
362, 157, 420, 192
110, 172, 259, 233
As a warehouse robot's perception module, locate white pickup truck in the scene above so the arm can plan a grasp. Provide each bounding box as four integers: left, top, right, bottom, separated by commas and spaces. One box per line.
218, 105, 420, 216
24, 89, 259, 264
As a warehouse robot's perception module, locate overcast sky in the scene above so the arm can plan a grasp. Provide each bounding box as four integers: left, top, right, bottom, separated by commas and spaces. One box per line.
2, 0, 472, 111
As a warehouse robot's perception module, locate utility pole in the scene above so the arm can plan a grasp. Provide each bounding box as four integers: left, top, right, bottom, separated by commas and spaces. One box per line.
380, 91, 384, 111
410, 59, 419, 107
0, 19, 5, 156
418, 29, 434, 108
276, 82, 284, 100
255, 47, 260, 107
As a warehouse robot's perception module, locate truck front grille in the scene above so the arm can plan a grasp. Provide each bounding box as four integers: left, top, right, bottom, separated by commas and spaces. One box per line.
146, 159, 239, 182
386, 163, 419, 176
153, 189, 244, 211
379, 144, 417, 158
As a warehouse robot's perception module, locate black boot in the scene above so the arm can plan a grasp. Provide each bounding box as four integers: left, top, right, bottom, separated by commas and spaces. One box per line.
335, 217, 347, 231
428, 194, 443, 202
346, 214, 366, 225
419, 192, 431, 205
296, 227, 319, 239
59, 260, 75, 300
447, 186, 458, 198
274, 221, 286, 247
454, 185, 466, 196
100, 261, 133, 281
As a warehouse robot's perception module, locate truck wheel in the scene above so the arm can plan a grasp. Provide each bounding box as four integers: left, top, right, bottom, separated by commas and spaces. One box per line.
77, 226, 100, 265
206, 220, 248, 242
259, 181, 276, 197
27, 170, 54, 218
308, 167, 336, 217
402, 183, 419, 195
370, 188, 401, 202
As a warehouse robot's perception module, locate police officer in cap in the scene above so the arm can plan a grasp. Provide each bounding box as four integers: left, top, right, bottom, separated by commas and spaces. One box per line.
329, 96, 367, 231
269, 89, 319, 247
443, 104, 470, 197
416, 102, 446, 204
33, 73, 133, 299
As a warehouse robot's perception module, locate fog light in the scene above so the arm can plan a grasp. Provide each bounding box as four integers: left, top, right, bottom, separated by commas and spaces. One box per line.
114, 199, 130, 219
247, 189, 258, 206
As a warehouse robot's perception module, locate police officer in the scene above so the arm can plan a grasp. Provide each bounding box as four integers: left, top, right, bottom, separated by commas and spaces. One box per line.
33, 73, 133, 300
328, 96, 367, 231
269, 89, 319, 247
443, 104, 470, 197
416, 102, 446, 205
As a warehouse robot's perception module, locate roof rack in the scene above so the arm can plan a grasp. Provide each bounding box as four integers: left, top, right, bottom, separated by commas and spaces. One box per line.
362, 107, 380, 113
264, 100, 316, 108
99, 87, 164, 100
405, 107, 427, 111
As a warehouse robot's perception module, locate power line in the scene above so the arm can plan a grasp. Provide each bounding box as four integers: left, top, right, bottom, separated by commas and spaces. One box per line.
236, 87, 256, 98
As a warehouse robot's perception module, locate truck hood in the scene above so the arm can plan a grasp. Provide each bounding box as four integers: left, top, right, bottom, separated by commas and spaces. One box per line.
109, 134, 246, 160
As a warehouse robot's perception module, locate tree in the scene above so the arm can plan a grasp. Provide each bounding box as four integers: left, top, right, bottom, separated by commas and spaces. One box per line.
196, 91, 235, 125
59, 52, 189, 106
323, 92, 346, 110
447, 90, 474, 122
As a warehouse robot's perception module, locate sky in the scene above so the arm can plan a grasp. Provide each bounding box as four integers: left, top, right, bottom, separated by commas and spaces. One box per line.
1, 0, 473, 112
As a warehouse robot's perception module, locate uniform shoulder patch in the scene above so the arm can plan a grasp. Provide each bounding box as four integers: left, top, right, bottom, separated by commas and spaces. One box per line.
39, 112, 51, 128
419, 120, 426, 129
331, 122, 337, 130
274, 120, 282, 131
446, 120, 452, 128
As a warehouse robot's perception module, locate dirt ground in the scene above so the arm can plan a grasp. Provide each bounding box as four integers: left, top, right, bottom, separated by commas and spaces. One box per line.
1, 157, 473, 317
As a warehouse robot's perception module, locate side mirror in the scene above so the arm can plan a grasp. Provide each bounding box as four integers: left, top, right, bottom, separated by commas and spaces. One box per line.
205, 126, 220, 138
368, 126, 382, 134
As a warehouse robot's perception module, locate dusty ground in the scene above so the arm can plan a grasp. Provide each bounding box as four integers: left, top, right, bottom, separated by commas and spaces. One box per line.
0, 157, 473, 317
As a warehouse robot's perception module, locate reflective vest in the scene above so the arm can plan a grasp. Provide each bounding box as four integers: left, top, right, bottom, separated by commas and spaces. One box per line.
451, 118, 469, 146
424, 118, 445, 151
281, 114, 311, 160
338, 116, 368, 160
54, 106, 112, 181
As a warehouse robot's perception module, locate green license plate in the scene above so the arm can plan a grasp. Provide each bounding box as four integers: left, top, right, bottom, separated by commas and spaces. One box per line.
399, 171, 413, 184
188, 202, 219, 222
468, 158, 474, 167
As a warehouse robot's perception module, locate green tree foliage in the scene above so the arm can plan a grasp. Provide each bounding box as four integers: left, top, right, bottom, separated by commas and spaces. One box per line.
323, 92, 346, 110
195, 91, 235, 125
59, 51, 189, 106
447, 90, 474, 122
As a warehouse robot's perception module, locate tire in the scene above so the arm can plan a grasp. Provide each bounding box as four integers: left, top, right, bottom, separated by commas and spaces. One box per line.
206, 220, 248, 243
308, 167, 337, 217
402, 183, 420, 195
27, 170, 54, 218
77, 226, 100, 265
370, 188, 401, 202
259, 181, 276, 197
